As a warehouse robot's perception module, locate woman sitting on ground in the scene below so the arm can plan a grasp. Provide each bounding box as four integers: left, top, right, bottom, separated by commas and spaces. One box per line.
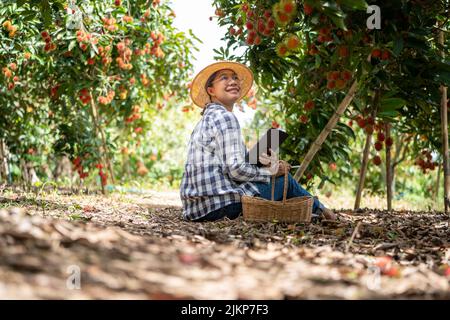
180, 61, 336, 222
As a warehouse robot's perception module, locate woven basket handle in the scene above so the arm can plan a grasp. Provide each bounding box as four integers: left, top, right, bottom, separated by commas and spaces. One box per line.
282, 167, 289, 204
271, 176, 276, 201
270, 160, 289, 203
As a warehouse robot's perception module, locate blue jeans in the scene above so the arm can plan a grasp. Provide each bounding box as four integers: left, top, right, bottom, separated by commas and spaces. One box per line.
195, 173, 325, 222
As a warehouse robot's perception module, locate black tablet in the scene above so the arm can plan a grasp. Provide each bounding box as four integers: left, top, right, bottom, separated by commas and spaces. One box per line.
246, 128, 289, 167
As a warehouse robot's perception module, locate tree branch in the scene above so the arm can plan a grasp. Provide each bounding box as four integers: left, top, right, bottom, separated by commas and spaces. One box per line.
393, 136, 409, 168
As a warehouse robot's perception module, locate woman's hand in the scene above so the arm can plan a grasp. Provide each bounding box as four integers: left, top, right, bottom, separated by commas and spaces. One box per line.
275, 160, 291, 177
259, 149, 292, 177
259, 148, 279, 175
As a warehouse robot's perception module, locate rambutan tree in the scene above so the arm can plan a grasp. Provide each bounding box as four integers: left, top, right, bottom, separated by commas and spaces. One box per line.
212, 0, 449, 207
0, 0, 197, 191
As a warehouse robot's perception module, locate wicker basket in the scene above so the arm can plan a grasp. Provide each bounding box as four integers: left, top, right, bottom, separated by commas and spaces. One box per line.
242, 169, 313, 223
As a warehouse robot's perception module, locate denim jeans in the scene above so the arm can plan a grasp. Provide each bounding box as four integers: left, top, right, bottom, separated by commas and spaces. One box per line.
194, 173, 325, 222
193, 203, 242, 222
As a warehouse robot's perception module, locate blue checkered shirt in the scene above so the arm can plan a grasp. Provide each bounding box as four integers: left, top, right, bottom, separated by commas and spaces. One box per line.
180, 103, 272, 221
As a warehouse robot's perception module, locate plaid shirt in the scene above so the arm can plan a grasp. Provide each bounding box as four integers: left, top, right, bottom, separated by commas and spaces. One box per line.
180, 103, 272, 221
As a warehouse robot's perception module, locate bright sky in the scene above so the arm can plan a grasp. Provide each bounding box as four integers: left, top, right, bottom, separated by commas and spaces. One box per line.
171, 0, 226, 74
171, 0, 256, 124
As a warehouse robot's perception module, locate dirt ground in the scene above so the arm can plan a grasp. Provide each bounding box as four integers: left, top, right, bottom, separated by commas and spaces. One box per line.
0, 187, 449, 299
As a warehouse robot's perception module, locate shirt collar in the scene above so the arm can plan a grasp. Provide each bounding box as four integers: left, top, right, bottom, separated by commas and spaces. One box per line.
204, 102, 227, 112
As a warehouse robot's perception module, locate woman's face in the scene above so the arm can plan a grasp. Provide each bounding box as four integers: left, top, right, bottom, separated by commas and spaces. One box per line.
207, 69, 242, 108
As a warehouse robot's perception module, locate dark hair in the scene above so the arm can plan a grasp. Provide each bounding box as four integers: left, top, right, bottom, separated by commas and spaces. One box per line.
205, 71, 219, 95
200, 72, 219, 116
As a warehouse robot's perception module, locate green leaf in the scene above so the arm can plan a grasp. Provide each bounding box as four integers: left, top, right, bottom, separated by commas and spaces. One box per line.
404, 34, 429, 51
380, 97, 406, 111
40, 0, 51, 27
434, 70, 450, 86
393, 37, 404, 56
334, 147, 350, 161
22, 12, 37, 21
315, 54, 321, 69
339, 0, 368, 10
16, 0, 28, 7
328, 15, 346, 30
378, 110, 400, 118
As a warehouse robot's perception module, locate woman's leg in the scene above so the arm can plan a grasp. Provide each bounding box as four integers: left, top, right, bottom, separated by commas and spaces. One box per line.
194, 203, 242, 222
253, 173, 325, 216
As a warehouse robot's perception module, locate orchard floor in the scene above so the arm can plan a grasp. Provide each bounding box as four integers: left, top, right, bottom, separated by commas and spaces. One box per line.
0, 187, 449, 299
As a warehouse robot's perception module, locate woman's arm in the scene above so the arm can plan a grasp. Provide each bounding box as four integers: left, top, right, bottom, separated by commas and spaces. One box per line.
214, 112, 272, 183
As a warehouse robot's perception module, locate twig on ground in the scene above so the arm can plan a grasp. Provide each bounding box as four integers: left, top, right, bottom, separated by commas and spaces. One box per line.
345, 221, 362, 253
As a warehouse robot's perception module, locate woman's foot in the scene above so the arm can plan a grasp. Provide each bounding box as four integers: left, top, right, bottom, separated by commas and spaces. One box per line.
321, 208, 336, 221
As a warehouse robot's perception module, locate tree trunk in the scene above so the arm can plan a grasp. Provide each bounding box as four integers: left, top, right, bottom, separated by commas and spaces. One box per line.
28, 163, 40, 194
380, 158, 386, 188
385, 123, 393, 211
20, 158, 30, 191
41, 162, 54, 181
354, 90, 380, 209
97, 115, 116, 185
0, 139, 8, 183
294, 80, 358, 181
391, 172, 396, 198
89, 95, 114, 194
391, 135, 404, 198
440, 85, 449, 213
91, 102, 106, 195
438, 30, 449, 214
433, 163, 441, 202
354, 134, 372, 210
53, 156, 73, 182
123, 153, 130, 182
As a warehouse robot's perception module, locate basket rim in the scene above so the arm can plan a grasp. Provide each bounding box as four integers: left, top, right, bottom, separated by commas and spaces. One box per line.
241, 195, 314, 202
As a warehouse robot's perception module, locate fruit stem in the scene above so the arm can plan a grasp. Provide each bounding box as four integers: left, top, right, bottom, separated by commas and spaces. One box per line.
438, 28, 450, 214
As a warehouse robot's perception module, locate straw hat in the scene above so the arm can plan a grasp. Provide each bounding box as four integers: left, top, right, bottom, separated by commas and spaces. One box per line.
190, 61, 254, 108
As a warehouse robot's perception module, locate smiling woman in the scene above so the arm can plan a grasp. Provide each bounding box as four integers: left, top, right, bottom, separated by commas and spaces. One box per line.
179, 61, 336, 222
189, 61, 254, 110
171, 0, 255, 125
205, 70, 244, 110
